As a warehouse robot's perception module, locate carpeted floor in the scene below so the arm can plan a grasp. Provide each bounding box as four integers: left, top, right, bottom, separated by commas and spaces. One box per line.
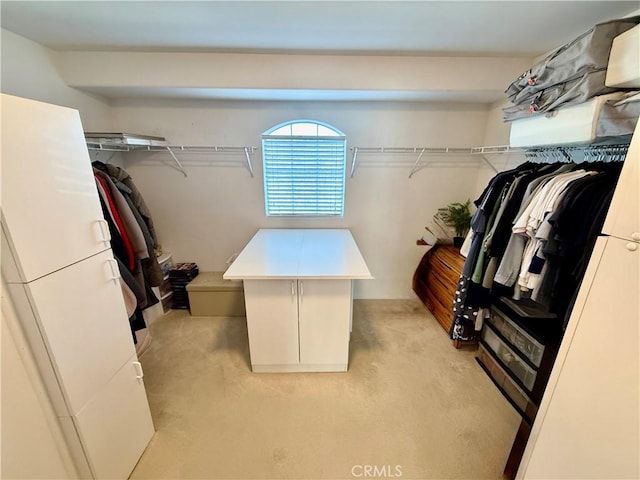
130, 300, 520, 479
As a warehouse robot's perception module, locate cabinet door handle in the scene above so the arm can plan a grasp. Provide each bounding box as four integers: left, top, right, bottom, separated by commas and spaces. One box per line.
106, 258, 120, 282
132, 361, 144, 379
95, 219, 111, 245
291, 280, 295, 302
626, 242, 638, 252
300, 280, 304, 300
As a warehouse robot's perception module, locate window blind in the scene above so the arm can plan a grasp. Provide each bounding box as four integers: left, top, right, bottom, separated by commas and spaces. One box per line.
262, 135, 346, 216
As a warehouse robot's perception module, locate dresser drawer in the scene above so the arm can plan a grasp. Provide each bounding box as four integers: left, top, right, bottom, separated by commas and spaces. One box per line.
430, 251, 461, 287
413, 245, 465, 336
481, 325, 537, 391
425, 289, 454, 332
488, 307, 545, 367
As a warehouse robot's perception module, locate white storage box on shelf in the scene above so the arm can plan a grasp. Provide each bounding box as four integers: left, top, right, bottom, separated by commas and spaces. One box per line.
509, 92, 626, 147
606, 24, 640, 88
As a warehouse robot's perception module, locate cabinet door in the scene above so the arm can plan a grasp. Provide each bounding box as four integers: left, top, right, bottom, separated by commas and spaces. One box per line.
243, 280, 299, 367
298, 279, 351, 368
521, 236, 640, 479
25, 250, 136, 414
602, 119, 640, 242
1, 94, 109, 282
75, 356, 154, 479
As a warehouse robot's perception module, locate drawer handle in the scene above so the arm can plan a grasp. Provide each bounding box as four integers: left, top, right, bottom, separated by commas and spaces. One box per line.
133, 361, 144, 379
95, 219, 111, 245
106, 259, 120, 283
626, 242, 638, 252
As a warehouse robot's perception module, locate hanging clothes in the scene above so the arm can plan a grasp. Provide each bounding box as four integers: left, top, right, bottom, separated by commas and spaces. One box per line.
450, 158, 624, 341
93, 162, 160, 249
95, 174, 136, 270
93, 162, 163, 287
94, 166, 160, 311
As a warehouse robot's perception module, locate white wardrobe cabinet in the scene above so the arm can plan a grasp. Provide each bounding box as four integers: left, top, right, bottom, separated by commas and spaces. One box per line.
520, 236, 639, 479
603, 119, 640, 242
244, 278, 352, 371
1, 94, 154, 479
1, 94, 110, 284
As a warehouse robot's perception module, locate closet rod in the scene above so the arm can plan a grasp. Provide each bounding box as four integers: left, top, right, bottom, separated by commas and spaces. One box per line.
349, 146, 478, 178
349, 142, 630, 176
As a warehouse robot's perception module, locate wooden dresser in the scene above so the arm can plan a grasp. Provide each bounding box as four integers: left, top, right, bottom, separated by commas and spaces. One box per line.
413, 245, 465, 334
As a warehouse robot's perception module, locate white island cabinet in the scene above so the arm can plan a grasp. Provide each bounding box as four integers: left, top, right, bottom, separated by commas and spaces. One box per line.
224, 229, 372, 373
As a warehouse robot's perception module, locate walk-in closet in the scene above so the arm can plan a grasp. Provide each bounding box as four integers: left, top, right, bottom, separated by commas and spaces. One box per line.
2, 2, 639, 479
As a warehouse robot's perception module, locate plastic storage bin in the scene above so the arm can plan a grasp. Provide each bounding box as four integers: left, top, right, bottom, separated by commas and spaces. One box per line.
488, 308, 545, 367
481, 326, 537, 391
477, 346, 533, 414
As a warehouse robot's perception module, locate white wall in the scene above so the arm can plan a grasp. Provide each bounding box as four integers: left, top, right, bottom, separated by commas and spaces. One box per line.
0, 28, 506, 299
0, 29, 112, 131
111, 98, 489, 298
56, 50, 531, 103
473, 99, 528, 195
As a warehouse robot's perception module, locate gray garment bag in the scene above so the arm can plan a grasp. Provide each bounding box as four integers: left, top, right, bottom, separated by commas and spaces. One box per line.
502, 70, 617, 121
596, 91, 640, 138
505, 17, 639, 102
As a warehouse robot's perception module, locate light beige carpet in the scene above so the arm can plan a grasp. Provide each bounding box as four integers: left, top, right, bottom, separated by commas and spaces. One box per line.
130, 300, 520, 479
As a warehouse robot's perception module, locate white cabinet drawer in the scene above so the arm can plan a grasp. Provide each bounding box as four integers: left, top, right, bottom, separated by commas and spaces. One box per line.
75, 355, 154, 479
24, 250, 136, 414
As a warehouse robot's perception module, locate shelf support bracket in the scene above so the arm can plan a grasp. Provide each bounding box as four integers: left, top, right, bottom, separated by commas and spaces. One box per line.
408, 148, 426, 178
481, 155, 499, 173
165, 147, 188, 177
350, 147, 359, 178
244, 147, 255, 178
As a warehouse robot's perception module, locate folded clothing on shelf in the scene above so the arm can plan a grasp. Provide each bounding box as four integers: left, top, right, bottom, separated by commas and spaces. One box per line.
169, 262, 199, 309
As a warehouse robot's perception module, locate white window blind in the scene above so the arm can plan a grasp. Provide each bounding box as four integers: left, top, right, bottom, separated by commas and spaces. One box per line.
262, 121, 346, 217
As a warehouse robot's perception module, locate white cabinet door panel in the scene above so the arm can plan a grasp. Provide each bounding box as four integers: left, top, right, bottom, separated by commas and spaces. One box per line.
298, 279, 351, 367
1, 94, 109, 282
523, 236, 640, 479
75, 356, 154, 479
26, 250, 136, 414
244, 280, 299, 367
603, 119, 640, 242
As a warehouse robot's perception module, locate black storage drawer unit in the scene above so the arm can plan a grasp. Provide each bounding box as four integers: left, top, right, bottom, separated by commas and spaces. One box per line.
476, 297, 563, 419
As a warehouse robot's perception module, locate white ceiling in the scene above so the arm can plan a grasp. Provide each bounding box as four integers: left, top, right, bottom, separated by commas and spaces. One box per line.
2, 1, 638, 56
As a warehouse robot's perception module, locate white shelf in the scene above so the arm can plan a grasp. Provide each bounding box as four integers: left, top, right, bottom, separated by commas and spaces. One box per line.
85, 133, 257, 178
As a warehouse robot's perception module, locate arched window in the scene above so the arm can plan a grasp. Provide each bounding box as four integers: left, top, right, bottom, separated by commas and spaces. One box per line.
262, 120, 346, 217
